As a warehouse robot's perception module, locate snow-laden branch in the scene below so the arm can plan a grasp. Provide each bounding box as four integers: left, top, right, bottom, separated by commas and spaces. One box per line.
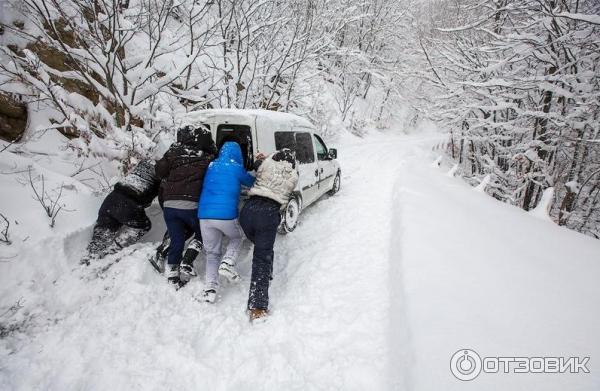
553, 12, 600, 26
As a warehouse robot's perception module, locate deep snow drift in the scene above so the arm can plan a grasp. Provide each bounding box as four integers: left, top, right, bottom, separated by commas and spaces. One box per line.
1, 131, 599, 390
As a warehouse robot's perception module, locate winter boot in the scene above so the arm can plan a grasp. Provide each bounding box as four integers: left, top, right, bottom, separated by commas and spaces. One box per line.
201, 289, 217, 303
179, 239, 202, 281
148, 253, 165, 274
156, 232, 171, 258
150, 232, 171, 273
166, 264, 180, 286
218, 259, 240, 282
200, 280, 218, 303
249, 308, 268, 323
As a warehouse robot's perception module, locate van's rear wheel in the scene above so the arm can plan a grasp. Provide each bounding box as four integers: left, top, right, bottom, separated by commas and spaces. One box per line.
279, 197, 300, 234
328, 171, 341, 195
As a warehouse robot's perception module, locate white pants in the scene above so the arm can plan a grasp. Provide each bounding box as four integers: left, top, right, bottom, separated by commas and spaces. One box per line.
200, 219, 244, 289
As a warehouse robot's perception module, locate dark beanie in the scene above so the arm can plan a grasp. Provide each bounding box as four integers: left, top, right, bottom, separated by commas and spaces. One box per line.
176, 125, 195, 144
195, 128, 217, 154
272, 148, 296, 169
177, 125, 216, 155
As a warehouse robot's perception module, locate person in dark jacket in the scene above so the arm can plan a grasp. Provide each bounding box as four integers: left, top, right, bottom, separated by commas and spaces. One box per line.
81, 159, 160, 265
155, 125, 216, 285
197, 141, 255, 302
149, 135, 245, 274
239, 148, 299, 321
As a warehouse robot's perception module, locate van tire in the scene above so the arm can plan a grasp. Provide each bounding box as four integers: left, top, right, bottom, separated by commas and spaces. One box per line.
279, 196, 300, 234
328, 171, 341, 195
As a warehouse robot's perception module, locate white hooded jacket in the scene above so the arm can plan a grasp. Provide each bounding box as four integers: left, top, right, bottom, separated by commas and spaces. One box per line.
248, 155, 299, 206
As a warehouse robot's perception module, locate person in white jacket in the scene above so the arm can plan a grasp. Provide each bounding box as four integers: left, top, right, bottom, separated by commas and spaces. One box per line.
239, 148, 298, 322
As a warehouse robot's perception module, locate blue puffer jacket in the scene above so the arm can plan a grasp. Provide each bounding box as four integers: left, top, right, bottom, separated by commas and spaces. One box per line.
198, 142, 255, 220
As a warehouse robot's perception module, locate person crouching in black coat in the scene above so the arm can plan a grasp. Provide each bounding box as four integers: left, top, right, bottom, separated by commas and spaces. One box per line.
155, 125, 216, 286
81, 159, 160, 265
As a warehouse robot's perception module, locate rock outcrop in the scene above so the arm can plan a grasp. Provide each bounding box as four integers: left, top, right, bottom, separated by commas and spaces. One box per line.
0, 93, 28, 142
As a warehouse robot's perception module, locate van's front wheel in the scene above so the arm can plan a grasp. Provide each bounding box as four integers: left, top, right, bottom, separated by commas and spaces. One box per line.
279, 197, 300, 234
328, 171, 341, 195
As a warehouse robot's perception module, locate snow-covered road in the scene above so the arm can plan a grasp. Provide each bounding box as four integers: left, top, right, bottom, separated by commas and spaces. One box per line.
1, 131, 599, 390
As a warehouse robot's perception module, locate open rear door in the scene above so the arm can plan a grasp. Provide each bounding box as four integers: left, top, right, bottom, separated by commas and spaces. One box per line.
215, 124, 254, 170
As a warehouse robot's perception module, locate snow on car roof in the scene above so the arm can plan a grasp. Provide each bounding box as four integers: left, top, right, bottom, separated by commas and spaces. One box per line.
183, 109, 313, 128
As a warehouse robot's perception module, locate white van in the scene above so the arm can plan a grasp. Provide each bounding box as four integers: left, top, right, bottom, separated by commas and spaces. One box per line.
184, 109, 341, 232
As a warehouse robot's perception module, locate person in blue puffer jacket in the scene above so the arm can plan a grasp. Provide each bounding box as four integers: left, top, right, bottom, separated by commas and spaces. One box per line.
197, 141, 255, 302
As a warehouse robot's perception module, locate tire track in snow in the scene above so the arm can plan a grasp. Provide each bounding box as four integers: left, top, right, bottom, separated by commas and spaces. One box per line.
268, 135, 426, 390
387, 163, 416, 391
234, 142, 394, 389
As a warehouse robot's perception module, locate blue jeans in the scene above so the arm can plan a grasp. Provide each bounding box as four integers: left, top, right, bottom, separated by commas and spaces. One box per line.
239, 197, 281, 310
163, 207, 202, 265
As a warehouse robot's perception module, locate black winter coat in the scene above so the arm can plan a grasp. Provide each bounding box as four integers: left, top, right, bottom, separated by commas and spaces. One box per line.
156, 138, 216, 203
113, 159, 160, 207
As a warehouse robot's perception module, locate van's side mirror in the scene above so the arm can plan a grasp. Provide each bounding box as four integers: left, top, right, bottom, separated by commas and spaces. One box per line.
328, 148, 337, 160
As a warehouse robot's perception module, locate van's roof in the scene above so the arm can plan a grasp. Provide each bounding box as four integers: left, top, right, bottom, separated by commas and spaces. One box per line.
183, 109, 313, 129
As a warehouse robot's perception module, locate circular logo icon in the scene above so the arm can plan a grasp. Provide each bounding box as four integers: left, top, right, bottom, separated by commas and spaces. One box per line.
450, 349, 482, 381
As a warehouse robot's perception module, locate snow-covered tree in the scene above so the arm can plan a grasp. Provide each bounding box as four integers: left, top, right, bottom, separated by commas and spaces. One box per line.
420, 0, 600, 238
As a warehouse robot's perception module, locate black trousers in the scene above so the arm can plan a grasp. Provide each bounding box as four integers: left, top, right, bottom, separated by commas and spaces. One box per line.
85, 190, 151, 261
239, 197, 281, 310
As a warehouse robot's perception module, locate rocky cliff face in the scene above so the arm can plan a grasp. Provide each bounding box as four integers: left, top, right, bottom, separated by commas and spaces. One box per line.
0, 93, 27, 142
3, 15, 144, 142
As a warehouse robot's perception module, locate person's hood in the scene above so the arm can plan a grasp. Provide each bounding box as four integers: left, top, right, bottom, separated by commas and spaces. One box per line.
218, 141, 243, 165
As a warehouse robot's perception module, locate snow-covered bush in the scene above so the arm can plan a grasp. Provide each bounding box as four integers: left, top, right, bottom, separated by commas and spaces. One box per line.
417, 0, 600, 238
1, 0, 426, 156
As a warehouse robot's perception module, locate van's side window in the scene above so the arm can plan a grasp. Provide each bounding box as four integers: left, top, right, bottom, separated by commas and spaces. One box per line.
275, 131, 296, 151
314, 135, 328, 160
295, 132, 315, 164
